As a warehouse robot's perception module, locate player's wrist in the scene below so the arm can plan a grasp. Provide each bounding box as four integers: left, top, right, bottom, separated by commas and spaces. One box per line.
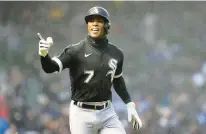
124, 98, 132, 105
40, 53, 49, 58
126, 101, 135, 108
39, 52, 48, 57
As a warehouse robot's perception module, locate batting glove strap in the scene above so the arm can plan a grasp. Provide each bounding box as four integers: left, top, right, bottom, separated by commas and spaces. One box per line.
126, 102, 143, 130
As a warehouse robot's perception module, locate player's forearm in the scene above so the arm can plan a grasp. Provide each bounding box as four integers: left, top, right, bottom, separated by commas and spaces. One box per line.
113, 76, 132, 104
40, 54, 59, 73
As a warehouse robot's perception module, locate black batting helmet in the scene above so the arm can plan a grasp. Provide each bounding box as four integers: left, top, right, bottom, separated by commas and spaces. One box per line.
85, 6, 111, 34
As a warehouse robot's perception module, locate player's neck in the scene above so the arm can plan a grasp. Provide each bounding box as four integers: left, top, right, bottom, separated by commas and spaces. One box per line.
87, 35, 108, 48
88, 34, 107, 41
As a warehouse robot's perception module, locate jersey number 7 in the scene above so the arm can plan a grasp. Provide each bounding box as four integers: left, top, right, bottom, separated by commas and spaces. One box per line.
84, 70, 94, 83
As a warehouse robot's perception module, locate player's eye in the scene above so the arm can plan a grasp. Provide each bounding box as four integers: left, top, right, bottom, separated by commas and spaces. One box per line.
88, 19, 95, 23
98, 19, 104, 23
89, 18, 104, 24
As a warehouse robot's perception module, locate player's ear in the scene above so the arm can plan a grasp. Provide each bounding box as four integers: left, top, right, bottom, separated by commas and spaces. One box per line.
104, 22, 110, 35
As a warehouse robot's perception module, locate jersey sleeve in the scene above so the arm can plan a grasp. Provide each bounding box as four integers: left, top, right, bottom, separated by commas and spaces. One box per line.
51, 45, 76, 73
114, 51, 124, 78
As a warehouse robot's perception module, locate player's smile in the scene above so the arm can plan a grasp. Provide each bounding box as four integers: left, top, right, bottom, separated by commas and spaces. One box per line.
91, 28, 99, 32
91, 28, 100, 35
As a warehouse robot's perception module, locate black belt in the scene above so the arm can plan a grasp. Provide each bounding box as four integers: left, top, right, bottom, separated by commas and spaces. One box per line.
73, 101, 109, 110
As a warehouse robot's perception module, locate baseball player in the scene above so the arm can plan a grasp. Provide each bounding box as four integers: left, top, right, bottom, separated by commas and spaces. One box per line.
38, 6, 142, 134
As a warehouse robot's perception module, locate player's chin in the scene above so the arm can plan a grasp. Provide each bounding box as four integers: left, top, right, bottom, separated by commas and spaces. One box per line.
90, 32, 102, 38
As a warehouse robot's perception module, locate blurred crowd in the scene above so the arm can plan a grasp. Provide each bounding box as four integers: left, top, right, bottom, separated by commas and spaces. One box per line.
0, 1, 206, 134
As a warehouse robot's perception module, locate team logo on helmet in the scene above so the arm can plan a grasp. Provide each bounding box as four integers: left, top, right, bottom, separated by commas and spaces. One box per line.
94, 8, 99, 14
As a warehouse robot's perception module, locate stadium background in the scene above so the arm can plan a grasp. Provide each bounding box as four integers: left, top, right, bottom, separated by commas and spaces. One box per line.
0, 1, 206, 134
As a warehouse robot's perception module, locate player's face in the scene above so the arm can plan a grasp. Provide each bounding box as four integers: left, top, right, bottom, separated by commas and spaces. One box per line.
87, 16, 105, 39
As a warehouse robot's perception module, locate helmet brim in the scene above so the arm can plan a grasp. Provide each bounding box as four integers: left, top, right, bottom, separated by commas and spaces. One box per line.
85, 15, 109, 24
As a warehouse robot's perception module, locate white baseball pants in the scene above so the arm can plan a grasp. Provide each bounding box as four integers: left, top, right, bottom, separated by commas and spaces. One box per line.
69, 100, 126, 134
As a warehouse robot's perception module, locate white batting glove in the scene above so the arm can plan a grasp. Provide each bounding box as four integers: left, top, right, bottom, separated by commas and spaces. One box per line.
126, 102, 143, 130
38, 33, 53, 57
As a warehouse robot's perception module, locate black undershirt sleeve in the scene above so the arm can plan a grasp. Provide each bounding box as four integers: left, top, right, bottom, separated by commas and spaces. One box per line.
113, 76, 132, 104
40, 55, 59, 73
